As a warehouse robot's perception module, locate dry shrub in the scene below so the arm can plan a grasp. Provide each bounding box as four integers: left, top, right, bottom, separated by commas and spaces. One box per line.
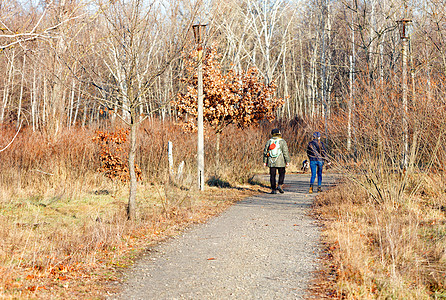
0, 126, 98, 201
270, 116, 313, 157
138, 119, 196, 184
139, 117, 312, 187
314, 179, 446, 298
205, 126, 265, 183
313, 74, 446, 298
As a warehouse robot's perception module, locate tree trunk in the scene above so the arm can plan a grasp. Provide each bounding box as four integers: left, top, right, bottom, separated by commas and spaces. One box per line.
309, 40, 318, 117
68, 80, 75, 127
73, 85, 81, 127
32, 68, 38, 132
402, 37, 409, 169
216, 131, 221, 171
299, 36, 306, 117
1, 49, 15, 124
379, 36, 384, 86
127, 112, 138, 220
17, 53, 27, 128
282, 48, 290, 119
89, 102, 96, 125
348, 55, 354, 152
82, 100, 88, 127
326, 1, 332, 119
347, 7, 355, 152
320, 0, 328, 119
43, 74, 47, 125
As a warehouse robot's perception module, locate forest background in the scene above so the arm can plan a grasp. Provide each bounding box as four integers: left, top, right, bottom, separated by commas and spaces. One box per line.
1, 0, 446, 298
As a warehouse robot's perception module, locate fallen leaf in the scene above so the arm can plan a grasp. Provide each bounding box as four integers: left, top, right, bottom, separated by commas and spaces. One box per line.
27, 285, 45, 291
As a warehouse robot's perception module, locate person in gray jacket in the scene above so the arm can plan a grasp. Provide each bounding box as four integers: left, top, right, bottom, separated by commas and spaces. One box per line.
263, 128, 291, 194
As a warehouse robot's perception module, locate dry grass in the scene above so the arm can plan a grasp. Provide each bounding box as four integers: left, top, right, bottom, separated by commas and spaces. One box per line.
306, 74, 446, 299
0, 174, 265, 299
1, 119, 300, 299
312, 173, 446, 299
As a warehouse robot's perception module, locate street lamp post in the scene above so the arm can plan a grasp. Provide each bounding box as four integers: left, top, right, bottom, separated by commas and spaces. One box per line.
397, 18, 412, 170
192, 24, 207, 191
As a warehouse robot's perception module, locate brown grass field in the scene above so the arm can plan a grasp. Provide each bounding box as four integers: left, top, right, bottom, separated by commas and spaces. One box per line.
0, 119, 308, 299
1, 114, 446, 299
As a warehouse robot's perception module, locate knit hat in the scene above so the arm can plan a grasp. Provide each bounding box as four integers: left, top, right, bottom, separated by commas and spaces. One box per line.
271, 128, 281, 135
313, 131, 321, 139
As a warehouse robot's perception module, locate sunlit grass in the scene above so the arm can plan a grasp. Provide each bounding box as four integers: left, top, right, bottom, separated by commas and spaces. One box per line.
313, 173, 446, 299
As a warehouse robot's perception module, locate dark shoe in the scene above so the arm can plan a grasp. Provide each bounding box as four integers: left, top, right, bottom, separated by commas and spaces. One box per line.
277, 185, 284, 193
317, 186, 322, 193
270, 189, 277, 194
309, 186, 313, 194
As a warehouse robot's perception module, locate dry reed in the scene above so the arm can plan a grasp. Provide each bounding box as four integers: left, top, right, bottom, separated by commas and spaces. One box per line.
0, 118, 307, 298
311, 76, 446, 299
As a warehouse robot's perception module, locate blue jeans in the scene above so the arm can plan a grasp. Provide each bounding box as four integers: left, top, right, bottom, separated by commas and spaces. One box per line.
310, 160, 324, 186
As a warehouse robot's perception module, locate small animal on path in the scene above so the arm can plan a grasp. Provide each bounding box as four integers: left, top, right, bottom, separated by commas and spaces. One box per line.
301, 160, 309, 173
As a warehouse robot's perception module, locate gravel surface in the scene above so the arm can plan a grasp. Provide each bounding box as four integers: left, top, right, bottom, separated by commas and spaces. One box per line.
109, 174, 333, 300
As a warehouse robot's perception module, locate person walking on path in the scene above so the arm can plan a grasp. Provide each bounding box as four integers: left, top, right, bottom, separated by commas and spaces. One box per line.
306, 131, 327, 193
263, 128, 290, 194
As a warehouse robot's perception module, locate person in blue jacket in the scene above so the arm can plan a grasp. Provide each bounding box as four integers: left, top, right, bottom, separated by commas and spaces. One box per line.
306, 131, 327, 193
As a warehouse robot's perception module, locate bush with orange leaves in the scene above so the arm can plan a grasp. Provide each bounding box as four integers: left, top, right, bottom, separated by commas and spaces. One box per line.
93, 129, 142, 182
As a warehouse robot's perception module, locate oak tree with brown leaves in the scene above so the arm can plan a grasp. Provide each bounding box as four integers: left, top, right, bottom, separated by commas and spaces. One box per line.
173, 47, 284, 165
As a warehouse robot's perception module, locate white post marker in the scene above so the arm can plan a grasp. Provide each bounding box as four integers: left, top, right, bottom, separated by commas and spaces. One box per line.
168, 141, 174, 181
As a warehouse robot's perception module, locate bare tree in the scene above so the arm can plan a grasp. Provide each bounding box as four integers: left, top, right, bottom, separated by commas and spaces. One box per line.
74, 0, 200, 220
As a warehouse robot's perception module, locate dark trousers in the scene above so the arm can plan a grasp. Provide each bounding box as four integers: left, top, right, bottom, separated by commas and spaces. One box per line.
269, 167, 286, 190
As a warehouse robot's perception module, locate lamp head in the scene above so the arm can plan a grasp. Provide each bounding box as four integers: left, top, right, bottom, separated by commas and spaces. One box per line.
397, 18, 412, 39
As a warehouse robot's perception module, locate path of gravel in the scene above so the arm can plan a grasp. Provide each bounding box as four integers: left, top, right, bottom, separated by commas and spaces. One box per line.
109, 173, 334, 300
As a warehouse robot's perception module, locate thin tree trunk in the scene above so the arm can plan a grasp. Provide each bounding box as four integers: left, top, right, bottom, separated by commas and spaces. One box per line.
81, 98, 87, 127
68, 80, 75, 127
216, 131, 221, 171
111, 98, 117, 124
379, 35, 384, 87
1, 49, 15, 124
18, 53, 26, 128
369, 0, 376, 80
326, 1, 332, 118
73, 85, 81, 127
410, 40, 415, 107
348, 55, 354, 152
310, 42, 318, 118
402, 37, 409, 169
282, 48, 290, 119
347, 7, 355, 152
127, 112, 138, 220
89, 102, 95, 125
32, 68, 37, 132
299, 35, 306, 117
320, 0, 328, 119
43, 74, 47, 126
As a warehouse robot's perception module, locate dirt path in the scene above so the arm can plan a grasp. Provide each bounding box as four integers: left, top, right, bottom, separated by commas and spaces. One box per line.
108, 174, 334, 300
